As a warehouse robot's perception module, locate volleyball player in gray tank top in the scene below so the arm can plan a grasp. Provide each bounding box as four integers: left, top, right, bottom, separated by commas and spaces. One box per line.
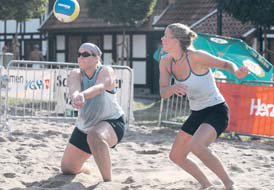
159, 23, 248, 190
61, 43, 125, 182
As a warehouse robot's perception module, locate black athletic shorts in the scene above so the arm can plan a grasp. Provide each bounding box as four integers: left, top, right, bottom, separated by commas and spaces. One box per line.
69, 116, 126, 154
181, 102, 229, 137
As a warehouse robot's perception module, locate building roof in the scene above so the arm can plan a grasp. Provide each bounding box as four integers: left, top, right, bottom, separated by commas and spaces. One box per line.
194, 12, 254, 38
154, 0, 216, 27
40, 0, 167, 33
153, 0, 255, 38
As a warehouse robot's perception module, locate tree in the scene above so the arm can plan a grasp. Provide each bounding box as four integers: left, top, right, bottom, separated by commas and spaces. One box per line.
87, 0, 158, 65
0, 0, 47, 58
217, 0, 274, 55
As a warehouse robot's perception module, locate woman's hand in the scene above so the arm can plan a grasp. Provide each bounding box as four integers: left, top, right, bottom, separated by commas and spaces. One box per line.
172, 84, 187, 96
71, 91, 85, 109
235, 66, 249, 79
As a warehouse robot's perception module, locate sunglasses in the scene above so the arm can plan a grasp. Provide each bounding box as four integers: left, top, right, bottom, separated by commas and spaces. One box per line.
78, 52, 97, 58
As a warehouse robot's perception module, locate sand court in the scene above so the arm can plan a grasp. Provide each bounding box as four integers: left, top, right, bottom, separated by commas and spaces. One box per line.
0, 118, 274, 190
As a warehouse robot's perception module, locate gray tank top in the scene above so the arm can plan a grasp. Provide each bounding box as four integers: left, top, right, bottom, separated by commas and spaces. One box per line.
171, 51, 225, 111
76, 66, 125, 133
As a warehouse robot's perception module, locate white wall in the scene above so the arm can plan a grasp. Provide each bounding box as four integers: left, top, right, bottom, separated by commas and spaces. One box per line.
133, 35, 146, 58
132, 35, 146, 85
103, 53, 112, 65
56, 35, 65, 62
0, 21, 4, 33
103, 35, 113, 64
104, 35, 112, 50
56, 35, 65, 50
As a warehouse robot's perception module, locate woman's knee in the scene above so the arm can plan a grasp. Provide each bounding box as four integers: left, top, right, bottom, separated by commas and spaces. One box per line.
169, 149, 187, 164
61, 161, 78, 175
169, 151, 178, 163
60, 158, 82, 175
191, 143, 210, 161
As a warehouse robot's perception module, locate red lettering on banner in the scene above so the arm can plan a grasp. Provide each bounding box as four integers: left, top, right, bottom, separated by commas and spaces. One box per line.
44, 79, 50, 90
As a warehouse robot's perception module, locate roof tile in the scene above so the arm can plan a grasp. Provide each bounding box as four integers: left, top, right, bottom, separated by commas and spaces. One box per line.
153, 0, 255, 37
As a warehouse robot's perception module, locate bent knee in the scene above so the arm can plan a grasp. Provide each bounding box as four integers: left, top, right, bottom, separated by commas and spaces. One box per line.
169, 152, 177, 163
169, 150, 187, 164
61, 161, 80, 175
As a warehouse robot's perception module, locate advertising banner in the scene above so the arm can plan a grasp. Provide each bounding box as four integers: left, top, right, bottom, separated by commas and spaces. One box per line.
217, 82, 274, 136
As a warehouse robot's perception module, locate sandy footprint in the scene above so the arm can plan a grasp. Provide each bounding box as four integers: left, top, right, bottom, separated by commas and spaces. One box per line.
15, 155, 28, 162
0, 136, 8, 142
229, 164, 244, 173
122, 176, 135, 184
57, 182, 86, 190
136, 150, 162, 155
3, 172, 16, 178
89, 181, 129, 190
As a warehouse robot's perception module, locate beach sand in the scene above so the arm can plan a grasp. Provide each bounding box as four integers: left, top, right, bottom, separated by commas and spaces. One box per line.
0, 119, 274, 190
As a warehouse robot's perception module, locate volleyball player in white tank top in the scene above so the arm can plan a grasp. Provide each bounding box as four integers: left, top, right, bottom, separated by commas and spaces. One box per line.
159, 23, 248, 190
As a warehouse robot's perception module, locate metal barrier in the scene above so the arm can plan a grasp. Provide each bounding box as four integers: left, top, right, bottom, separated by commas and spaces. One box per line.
0, 53, 14, 67
158, 78, 274, 138
0, 60, 133, 132
240, 80, 274, 86
0, 65, 9, 131
111, 65, 134, 124
158, 95, 190, 127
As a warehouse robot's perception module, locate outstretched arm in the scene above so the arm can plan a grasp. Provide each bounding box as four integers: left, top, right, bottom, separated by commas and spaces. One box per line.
195, 50, 249, 79
68, 69, 84, 109
68, 69, 82, 97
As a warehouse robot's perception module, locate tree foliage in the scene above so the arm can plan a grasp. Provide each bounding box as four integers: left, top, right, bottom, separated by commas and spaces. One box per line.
217, 0, 274, 27
217, 0, 274, 54
87, 0, 158, 26
0, 0, 47, 22
86, 0, 157, 65
0, 0, 47, 59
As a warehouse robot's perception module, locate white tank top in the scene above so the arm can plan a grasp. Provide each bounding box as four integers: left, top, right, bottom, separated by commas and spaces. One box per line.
171, 51, 225, 111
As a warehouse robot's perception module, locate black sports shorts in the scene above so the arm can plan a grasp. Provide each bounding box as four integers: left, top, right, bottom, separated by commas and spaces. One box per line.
69, 116, 126, 154
181, 102, 229, 137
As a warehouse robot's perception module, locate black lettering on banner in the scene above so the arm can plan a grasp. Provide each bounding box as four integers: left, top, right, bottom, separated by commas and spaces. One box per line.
56, 75, 62, 87
56, 75, 67, 87
116, 78, 122, 88
9, 75, 24, 83
64, 92, 72, 105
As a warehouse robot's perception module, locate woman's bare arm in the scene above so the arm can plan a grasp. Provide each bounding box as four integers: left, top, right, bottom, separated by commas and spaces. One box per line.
194, 50, 248, 78
68, 69, 82, 97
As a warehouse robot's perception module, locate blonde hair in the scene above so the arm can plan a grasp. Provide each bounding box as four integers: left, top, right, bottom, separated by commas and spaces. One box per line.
167, 23, 197, 50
